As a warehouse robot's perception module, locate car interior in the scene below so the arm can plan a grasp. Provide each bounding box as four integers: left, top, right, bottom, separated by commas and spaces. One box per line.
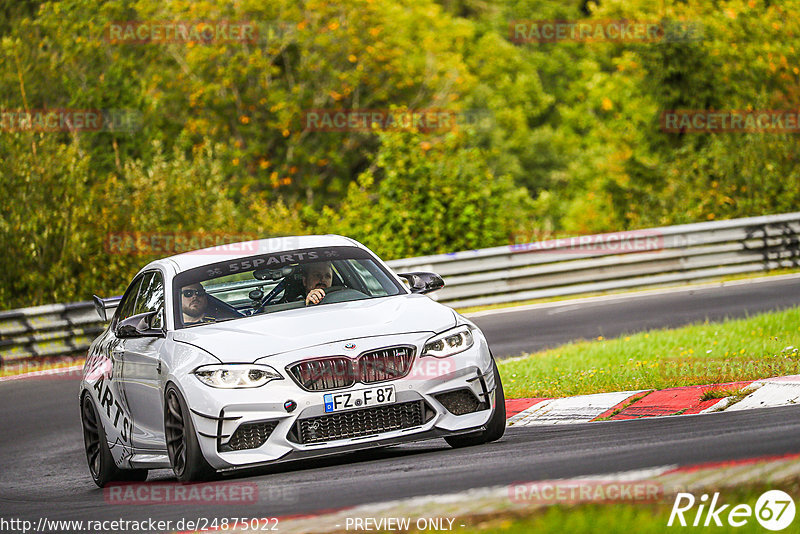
181, 262, 374, 327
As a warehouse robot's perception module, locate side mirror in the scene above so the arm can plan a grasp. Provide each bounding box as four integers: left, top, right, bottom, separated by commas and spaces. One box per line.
117, 310, 165, 338
93, 294, 122, 321
397, 272, 445, 294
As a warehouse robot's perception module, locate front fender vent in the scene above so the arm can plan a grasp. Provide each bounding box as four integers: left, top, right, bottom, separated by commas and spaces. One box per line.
434, 389, 487, 416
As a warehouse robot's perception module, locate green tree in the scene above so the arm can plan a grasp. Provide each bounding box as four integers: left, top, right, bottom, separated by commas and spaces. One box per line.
0, 132, 94, 308
315, 128, 532, 259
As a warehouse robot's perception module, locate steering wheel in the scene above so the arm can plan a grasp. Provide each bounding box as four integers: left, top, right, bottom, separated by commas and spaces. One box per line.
305, 285, 345, 306
319, 286, 371, 304
312, 285, 343, 302
322, 285, 344, 294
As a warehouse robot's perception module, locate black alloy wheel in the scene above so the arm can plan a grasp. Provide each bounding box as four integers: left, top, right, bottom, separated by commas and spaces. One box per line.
81, 393, 147, 487
164, 385, 216, 482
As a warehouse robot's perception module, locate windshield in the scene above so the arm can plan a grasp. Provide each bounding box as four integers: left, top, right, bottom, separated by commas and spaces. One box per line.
172, 246, 405, 329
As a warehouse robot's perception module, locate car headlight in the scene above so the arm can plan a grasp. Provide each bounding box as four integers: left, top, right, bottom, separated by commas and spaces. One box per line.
422, 326, 474, 358
193, 364, 283, 388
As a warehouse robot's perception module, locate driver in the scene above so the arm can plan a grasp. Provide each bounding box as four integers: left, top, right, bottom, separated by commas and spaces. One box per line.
303, 261, 333, 306
181, 283, 216, 325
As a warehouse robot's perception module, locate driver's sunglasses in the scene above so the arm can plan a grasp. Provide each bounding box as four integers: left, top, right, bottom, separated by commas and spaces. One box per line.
182, 289, 207, 298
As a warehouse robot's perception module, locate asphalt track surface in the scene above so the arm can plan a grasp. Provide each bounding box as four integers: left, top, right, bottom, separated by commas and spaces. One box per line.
473, 276, 800, 357
1, 277, 799, 529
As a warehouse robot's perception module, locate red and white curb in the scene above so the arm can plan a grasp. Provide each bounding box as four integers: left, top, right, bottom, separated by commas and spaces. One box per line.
506, 390, 647, 425
4, 366, 800, 422
726, 375, 800, 411
505, 375, 800, 426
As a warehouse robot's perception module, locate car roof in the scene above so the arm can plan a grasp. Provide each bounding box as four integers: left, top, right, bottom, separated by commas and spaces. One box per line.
141, 234, 363, 275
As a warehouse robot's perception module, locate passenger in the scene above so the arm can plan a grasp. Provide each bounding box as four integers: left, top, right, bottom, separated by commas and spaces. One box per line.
181, 283, 216, 325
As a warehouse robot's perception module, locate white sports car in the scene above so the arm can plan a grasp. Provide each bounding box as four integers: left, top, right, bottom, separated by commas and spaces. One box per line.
80, 235, 505, 486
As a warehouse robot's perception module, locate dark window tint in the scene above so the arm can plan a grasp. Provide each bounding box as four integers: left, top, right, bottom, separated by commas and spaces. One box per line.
134, 271, 164, 315
116, 275, 144, 323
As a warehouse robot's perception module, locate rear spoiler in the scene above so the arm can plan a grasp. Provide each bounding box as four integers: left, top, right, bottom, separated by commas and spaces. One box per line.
92, 294, 122, 321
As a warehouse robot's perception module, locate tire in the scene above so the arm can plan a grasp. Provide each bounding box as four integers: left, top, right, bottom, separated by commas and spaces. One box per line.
444, 359, 506, 448
81, 393, 148, 487
164, 385, 216, 482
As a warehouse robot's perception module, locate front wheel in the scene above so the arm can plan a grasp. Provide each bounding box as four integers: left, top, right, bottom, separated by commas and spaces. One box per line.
164, 385, 216, 482
445, 360, 506, 448
81, 393, 147, 487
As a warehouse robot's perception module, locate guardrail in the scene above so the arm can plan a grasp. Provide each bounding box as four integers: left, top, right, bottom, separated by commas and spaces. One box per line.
387, 212, 800, 307
2, 212, 799, 367
0, 302, 104, 368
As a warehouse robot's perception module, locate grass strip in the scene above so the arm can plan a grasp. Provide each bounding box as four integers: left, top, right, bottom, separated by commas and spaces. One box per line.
498, 306, 800, 398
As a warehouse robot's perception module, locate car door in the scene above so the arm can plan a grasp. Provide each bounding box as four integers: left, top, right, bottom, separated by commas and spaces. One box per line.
93, 273, 143, 452
119, 270, 168, 451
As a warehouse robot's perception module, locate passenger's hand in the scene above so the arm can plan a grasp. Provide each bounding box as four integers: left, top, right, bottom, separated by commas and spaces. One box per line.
305, 288, 326, 306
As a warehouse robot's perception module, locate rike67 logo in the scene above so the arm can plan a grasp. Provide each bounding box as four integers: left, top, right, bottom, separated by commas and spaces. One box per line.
668, 490, 796, 530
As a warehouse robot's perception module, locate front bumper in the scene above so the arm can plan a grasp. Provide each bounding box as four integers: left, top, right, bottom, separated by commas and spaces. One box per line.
176, 331, 497, 470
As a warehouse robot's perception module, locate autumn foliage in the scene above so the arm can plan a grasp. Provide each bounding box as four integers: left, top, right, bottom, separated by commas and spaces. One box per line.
1, 0, 798, 308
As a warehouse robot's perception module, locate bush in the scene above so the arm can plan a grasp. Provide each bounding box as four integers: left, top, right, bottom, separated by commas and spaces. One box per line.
314, 129, 532, 259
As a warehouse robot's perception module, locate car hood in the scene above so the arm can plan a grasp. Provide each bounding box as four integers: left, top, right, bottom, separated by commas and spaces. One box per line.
170, 294, 456, 362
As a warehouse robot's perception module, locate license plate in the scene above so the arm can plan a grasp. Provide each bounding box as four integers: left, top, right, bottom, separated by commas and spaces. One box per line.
323, 385, 395, 413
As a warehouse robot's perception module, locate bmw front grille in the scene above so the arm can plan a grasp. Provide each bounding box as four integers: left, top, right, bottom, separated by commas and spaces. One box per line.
288, 346, 416, 392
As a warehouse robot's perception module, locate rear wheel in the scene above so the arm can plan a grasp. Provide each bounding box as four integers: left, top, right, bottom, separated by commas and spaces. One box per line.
445, 360, 506, 448
81, 393, 147, 487
164, 385, 216, 482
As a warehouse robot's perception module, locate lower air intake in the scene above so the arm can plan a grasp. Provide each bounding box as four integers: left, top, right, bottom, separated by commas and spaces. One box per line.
293, 401, 428, 444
